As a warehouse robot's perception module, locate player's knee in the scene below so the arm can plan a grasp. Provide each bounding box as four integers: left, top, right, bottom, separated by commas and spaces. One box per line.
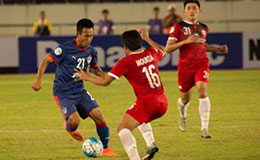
181, 97, 190, 104
94, 116, 105, 124
198, 90, 207, 98
68, 116, 81, 128
117, 126, 123, 133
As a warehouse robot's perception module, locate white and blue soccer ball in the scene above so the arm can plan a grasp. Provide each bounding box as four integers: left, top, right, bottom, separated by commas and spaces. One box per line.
82, 137, 103, 158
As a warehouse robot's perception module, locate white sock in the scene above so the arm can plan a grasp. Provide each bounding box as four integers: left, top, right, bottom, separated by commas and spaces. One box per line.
138, 123, 155, 147
199, 97, 211, 130
118, 128, 141, 160
178, 98, 190, 118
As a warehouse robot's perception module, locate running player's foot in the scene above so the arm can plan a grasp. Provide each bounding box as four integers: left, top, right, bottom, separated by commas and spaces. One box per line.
102, 148, 120, 156
201, 128, 211, 138
63, 123, 84, 142
142, 142, 159, 160
178, 117, 186, 132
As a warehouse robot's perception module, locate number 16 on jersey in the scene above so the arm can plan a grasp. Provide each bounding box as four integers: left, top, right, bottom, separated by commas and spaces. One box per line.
142, 64, 161, 89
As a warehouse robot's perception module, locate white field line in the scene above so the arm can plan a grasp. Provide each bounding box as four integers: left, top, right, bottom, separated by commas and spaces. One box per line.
0, 125, 259, 133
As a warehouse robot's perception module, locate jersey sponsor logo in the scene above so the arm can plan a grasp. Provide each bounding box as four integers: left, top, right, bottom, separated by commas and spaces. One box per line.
72, 56, 76, 60
135, 55, 154, 67
54, 47, 62, 56
169, 26, 175, 34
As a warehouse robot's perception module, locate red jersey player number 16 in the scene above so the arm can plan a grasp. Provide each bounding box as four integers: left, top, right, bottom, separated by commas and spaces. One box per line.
74, 29, 170, 160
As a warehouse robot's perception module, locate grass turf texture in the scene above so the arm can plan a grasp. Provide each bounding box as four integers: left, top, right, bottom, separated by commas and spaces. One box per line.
0, 70, 259, 160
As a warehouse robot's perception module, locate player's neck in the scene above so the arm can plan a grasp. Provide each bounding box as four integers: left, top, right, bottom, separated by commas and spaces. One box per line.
185, 18, 198, 25
129, 49, 143, 55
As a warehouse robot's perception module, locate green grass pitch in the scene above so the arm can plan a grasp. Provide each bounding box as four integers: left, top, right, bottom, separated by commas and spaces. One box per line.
0, 70, 260, 160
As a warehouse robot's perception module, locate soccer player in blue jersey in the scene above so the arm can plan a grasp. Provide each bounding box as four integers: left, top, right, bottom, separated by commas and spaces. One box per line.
32, 18, 119, 156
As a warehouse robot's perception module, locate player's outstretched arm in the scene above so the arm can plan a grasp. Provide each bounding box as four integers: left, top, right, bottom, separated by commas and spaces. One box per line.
32, 55, 54, 91
74, 68, 114, 86
139, 28, 166, 57
205, 43, 228, 53
165, 35, 200, 53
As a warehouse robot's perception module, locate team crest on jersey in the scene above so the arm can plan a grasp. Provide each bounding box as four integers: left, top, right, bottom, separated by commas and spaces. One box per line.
201, 30, 206, 36
87, 55, 92, 64
54, 47, 62, 56
169, 27, 175, 34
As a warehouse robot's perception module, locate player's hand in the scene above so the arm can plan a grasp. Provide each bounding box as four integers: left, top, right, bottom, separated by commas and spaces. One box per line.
74, 68, 90, 81
139, 28, 149, 41
219, 45, 228, 53
32, 79, 42, 91
185, 35, 200, 44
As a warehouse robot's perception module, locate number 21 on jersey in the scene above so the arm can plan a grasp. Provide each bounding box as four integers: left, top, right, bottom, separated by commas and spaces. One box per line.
77, 58, 85, 69
142, 64, 161, 89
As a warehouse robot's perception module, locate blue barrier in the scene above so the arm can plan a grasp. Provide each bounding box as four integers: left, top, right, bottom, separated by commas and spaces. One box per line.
19, 33, 242, 73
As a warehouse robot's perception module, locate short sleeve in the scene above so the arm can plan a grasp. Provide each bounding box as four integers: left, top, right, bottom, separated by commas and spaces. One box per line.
90, 48, 98, 66
150, 48, 164, 61
168, 22, 180, 41
108, 59, 128, 79
47, 21, 52, 31
49, 45, 65, 64
32, 22, 38, 32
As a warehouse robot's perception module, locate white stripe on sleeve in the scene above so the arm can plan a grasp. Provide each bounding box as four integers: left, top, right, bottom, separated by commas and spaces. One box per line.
108, 72, 119, 79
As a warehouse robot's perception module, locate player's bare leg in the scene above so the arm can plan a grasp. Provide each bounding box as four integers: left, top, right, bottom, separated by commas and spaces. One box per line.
178, 91, 192, 131
196, 81, 211, 138
138, 123, 159, 160
117, 113, 141, 160
89, 107, 119, 156
64, 112, 84, 141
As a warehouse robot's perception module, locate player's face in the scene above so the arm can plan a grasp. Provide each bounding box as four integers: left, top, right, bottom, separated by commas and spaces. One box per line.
77, 28, 94, 48
184, 3, 201, 22
153, 10, 159, 17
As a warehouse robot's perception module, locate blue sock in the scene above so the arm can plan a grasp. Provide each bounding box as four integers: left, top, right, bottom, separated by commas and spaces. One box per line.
96, 122, 109, 148
66, 121, 77, 132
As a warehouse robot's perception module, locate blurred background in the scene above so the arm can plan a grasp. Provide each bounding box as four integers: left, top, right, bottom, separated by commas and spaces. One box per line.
0, 0, 259, 73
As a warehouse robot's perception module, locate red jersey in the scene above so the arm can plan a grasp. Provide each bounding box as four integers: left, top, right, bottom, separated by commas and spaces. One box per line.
168, 20, 209, 65
108, 48, 166, 102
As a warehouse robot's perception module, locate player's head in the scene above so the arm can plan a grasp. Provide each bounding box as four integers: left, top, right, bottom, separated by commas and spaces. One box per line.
121, 30, 142, 53
167, 4, 176, 15
76, 18, 94, 48
39, 11, 46, 20
102, 9, 109, 20
153, 7, 160, 17
183, 0, 201, 22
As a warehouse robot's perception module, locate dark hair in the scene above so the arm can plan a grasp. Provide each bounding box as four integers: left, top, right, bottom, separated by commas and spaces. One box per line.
77, 18, 94, 33
102, 9, 109, 14
121, 30, 142, 51
184, 0, 200, 8
153, 7, 159, 11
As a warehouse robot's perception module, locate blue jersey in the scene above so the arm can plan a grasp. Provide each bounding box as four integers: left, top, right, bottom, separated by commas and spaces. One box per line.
49, 39, 98, 97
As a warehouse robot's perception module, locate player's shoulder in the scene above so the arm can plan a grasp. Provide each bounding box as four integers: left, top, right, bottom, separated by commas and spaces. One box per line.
178, 21, 191, 27
198, 22, 208, 29
145, 48, 159, 53
87, 45, 97, 53
61, 40, 74, 48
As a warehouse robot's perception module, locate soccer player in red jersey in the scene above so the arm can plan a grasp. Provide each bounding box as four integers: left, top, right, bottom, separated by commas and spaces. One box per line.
165, 0, 228, 138
74, 29, 168, 160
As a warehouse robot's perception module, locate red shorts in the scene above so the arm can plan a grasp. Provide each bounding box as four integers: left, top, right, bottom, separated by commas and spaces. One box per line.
126, 96, 168, 124
178, 62, 210, 93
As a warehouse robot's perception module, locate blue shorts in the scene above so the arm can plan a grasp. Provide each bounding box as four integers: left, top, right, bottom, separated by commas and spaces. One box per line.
54, 90, 99, 120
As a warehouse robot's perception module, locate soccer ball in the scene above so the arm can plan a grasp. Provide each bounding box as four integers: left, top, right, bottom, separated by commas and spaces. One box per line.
82, 137, 103, 158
